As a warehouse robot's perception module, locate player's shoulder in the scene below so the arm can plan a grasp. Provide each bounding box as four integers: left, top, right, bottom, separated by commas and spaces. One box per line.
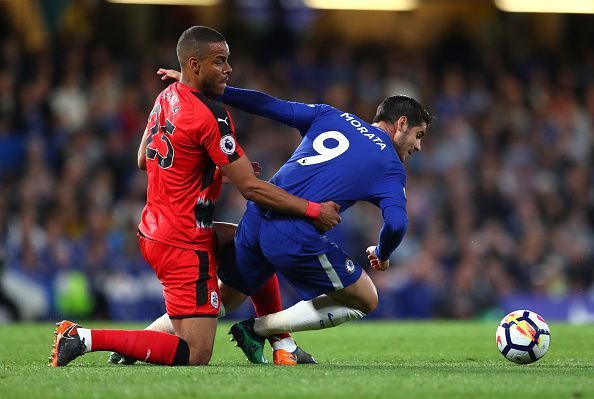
155, 82, 195, 116
164, 83, 230, 126
296, 102, 337, 117
317, 103, 341, 115
309, 104, 357, 126
323, 105, 369, 126
189, 91, 231, 125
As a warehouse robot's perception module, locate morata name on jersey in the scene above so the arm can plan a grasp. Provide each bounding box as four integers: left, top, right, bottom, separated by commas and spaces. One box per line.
339, 113, 386, 150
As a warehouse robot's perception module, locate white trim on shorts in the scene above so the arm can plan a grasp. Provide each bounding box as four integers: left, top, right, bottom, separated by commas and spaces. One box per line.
317, 254, 344, 290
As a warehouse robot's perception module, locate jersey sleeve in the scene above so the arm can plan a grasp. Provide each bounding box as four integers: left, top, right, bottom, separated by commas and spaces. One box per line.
194, 95, 244, 166
370, 166, 409, 261
375, 205, 408, 261
372, 167, 407, 210
222, 86, 322, 135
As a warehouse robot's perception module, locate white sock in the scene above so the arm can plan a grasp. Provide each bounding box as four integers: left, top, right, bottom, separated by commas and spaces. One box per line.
77, 328, 92, 353
271, 336, 297, 352
146, 313, 174, 334
253, 295, 366, 336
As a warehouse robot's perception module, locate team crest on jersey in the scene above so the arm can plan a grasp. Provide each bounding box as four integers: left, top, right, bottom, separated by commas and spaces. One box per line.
345, 258, 355, 274
220, 134, 236, 155
210, 291, 219, 309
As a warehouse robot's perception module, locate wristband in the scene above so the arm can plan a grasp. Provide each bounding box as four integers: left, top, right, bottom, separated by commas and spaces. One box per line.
304, 201, 321, 219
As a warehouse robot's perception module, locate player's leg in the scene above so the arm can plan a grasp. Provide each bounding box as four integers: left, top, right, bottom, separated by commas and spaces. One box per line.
107, 215, 310, 366
216, 215, 277, 364
49, 320, 191, 367
214, 220, 310, 344
245, 274, 316, 364
140, 240, 220, 365
250, 270, 376, 336
229, 229, 374, 358
51, 237, 219, 367
106, 266, 259, 364
111, 276, 316, 365
170, 317, 217, 365
216, 211, 317, 364
215, 222, 292, 324
250, 275, 294, 346
107, 312, 176, 365
52, 318, 215, 367
219, 279, 248, 311
108, 282, 233, 366
214, 220, 306, 341
107, 222, 235, 365
326, 269, 378, 313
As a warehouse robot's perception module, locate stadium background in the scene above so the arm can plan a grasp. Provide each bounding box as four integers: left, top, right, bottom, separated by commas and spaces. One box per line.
0, 0, 592, 324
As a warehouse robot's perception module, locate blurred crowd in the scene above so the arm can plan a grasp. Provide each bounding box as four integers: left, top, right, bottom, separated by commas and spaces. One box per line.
0, 25, 593, 323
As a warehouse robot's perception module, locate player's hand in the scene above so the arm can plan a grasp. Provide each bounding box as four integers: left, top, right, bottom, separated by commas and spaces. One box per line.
157, 68, 181, 81
366, 246, 389, 271
313, 201, 341, 233
222, 162, 261, 183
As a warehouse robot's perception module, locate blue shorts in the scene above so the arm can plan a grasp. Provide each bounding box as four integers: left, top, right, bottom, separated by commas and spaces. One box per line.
217, 209, 363, 301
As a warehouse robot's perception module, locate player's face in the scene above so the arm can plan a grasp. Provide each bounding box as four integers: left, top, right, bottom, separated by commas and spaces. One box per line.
394, 119, 426, 162
198, 41, 232, 97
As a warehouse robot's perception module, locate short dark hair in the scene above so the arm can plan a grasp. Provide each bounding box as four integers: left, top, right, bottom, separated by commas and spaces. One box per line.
373, 95, 432, 128
176, 26, 226, 65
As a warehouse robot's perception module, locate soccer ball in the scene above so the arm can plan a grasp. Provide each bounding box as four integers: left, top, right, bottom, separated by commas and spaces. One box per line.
496, 309, 551, 364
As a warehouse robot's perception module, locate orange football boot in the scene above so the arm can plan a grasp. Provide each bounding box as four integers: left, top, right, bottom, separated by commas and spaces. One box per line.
48, 320, 86, 367
273, 346, 317, 365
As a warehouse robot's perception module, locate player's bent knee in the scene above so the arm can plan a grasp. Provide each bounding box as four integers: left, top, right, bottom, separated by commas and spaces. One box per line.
361, 275, 379, 313
351, 276, 379, 314
188, 347, 213, 365
354, 291, 378, 314
364, 291, 379, 313
171, 316, 216, 366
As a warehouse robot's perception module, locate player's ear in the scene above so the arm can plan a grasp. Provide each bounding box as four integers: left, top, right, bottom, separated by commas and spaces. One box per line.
189, 57, 200, 74
397, 116, 408, 131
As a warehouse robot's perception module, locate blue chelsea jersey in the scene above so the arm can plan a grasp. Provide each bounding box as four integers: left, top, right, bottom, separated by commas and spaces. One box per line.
273, 105, 406, 209
222, 87, 408, 245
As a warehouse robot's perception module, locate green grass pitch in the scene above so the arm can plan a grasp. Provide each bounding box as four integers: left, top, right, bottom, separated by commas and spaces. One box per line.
1, 321, 593, 398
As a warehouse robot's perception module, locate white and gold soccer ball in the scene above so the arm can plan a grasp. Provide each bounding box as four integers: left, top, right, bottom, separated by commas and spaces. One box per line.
496, 309, 551, 364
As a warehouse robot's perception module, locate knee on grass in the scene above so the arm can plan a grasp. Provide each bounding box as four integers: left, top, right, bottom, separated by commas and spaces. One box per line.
188, 347, 213, 365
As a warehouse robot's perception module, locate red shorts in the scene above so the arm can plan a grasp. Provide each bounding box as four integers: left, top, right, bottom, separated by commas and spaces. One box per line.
138, 235, 219, 318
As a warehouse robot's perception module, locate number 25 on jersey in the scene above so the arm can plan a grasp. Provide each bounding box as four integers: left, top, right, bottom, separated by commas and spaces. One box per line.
146, 103, 176, 169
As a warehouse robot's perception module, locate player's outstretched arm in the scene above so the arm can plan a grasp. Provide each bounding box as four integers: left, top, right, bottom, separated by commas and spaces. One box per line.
369, 205, 408, 271
221, 86, 317, 132
219, 154, 341, 232
155, 68, 317, 132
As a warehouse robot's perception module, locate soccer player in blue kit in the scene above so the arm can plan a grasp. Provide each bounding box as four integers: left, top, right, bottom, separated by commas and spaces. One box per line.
154, 68, 431, 364
218, 87, 431, 363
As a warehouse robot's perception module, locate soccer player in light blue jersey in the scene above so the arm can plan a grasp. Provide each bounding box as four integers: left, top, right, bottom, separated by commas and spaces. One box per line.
148, 68, 431, 364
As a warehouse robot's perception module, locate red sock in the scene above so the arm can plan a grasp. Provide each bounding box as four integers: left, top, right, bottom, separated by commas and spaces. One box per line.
90, 329, 189, 366
251, 274, 291, 342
